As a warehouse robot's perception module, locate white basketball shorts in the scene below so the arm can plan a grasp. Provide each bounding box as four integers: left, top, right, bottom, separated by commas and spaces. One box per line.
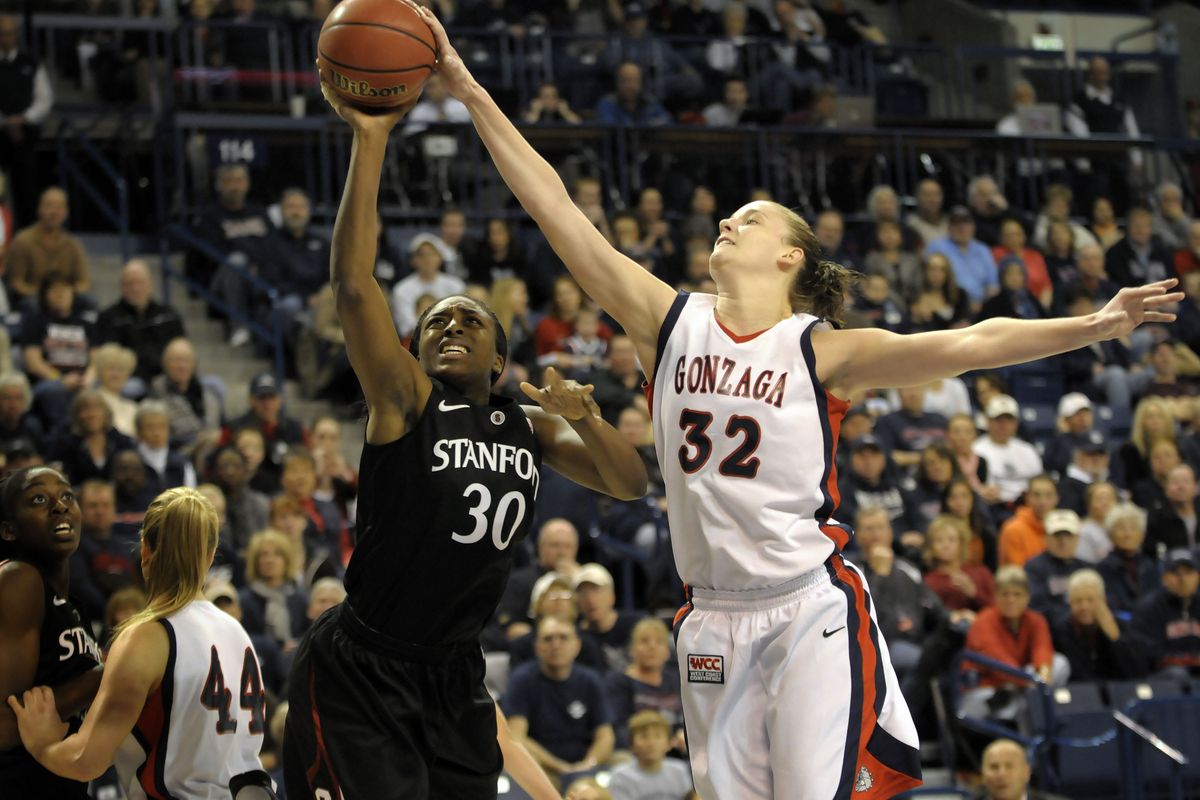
672, 554, 922, 799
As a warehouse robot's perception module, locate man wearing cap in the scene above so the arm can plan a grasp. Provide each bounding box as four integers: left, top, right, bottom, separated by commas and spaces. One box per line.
224, 371, 308, 489
998, 475, 1059, 567
925, 206, 999, 310
1024, 509, 1088, 624
836, 434, 919, 533
1042, 392, 1097, 479
973, 395, 1044, 511
575, 563, 644, 673
1055, 430, 1110, 516
389, 232, 465, 338
1131, 548, 1200, 677
1145, 463, 1200, 557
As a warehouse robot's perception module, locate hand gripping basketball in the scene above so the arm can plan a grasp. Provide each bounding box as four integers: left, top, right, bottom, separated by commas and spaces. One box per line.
401, 0, 476, 100
520, 367, 601, 421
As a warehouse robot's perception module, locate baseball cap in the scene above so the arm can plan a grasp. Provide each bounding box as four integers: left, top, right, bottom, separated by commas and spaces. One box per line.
249, 372, 281, 398
985, 394, 1020, 419
407, 232, 453, 263
3, 437, 39, 460
624, 2, 648, 19
948, 205, 973, 223
204, 581, 239, 605
1044, 509, 1080, 536
1166, 548, 1197, 570
850, 435, 884, 454
1079, 430, 1109, 454
1058, 392, 1092, 419
573, 563, 614, 590
528, 571, 573, 618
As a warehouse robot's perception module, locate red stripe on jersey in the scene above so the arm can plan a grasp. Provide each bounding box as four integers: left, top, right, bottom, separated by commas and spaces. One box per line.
642, 379, 654, 419
307, 661, 343, 797
820, 390, 851, 549
713, 311, 771, 343
135, 683, 169, 800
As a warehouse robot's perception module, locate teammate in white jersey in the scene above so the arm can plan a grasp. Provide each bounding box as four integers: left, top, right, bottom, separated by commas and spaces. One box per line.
412, 6, 1182, 796
8, 487, 273, 799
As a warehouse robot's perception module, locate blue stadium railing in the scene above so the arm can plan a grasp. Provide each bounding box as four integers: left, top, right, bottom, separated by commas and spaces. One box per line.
159, 114, 1181, 225
26, 14, 1185, 135
55, 121, 131, 264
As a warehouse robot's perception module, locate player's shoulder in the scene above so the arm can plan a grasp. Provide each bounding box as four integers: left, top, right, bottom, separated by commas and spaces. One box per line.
0, 560, 44, 623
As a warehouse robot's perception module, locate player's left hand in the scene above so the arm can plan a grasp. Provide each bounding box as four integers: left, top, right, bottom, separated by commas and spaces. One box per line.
7, 686, 68, 754
520, 367, 601, 421
1094, 278, 1184, 340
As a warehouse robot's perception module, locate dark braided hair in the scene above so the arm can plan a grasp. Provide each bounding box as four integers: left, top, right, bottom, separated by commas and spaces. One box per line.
408, 295, 509, 385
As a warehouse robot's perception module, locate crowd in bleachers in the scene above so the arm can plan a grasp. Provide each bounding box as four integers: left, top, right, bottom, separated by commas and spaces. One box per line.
4, 2, 1200, 798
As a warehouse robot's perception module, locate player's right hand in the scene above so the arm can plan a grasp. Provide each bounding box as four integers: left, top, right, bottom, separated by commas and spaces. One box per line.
403, 0, 476, 100
317, 72, 419, 137
7, 686, 68, 756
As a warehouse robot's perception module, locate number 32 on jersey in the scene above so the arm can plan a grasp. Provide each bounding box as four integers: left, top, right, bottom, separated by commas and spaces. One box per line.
678, 409, 762, 478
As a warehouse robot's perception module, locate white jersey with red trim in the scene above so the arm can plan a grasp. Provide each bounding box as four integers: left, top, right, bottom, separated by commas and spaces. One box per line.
114, 600, 267, 800
651, 292, 851, 591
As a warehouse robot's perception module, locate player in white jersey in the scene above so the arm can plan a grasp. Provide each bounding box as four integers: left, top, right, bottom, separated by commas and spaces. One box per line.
412, 6, 1183, 796
8, 487, 273, 799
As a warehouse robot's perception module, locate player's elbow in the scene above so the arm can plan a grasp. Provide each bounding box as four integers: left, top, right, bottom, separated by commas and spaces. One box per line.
613, 466, 649, 501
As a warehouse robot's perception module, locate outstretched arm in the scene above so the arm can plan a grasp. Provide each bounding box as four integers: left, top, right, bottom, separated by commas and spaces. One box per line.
409, 2, 677, 362
320, 80, 431, 444
522, 368, 648, 501
816, 279, 1182, 395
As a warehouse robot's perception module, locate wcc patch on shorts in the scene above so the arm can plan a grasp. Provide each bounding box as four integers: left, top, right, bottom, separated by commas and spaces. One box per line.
687, 653, 725, 684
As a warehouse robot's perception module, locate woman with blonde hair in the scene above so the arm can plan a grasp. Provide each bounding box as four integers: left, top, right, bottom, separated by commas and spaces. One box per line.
7, 487, 273, 797
922, 515, 994, 613
47, 389, 135, 484
1117, 395, 1200, 489
489, 276, 536, 375
90, 343, 138, 437
238, 528, 308, 652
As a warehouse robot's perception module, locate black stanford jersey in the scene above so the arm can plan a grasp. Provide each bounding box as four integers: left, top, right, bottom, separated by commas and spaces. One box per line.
344, 380, 542, 646
0, 561, 102, 793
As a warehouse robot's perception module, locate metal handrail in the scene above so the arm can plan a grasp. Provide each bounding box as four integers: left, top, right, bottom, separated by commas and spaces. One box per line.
55, 121, 130, 263
158, 223, 285, 384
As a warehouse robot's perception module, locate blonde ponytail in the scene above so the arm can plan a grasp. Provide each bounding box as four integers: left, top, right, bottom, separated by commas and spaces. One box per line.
768, 202, 857, 324
114, 487, 219, 640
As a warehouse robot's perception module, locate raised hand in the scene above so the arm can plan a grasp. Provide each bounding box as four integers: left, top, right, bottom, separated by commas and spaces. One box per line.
317, 72, 420, 137
520, 366, 601, 421
402, 0, 476, 99
7, 686, 68, 755
1094, 278, 1184, 340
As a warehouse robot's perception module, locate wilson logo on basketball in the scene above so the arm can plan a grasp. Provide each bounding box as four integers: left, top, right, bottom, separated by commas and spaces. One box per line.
328, 68, 408, 99
687, 654, 724, 684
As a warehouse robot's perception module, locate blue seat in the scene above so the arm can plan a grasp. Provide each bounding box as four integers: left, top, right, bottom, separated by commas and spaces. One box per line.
1026, 682, 1106, 734
1054, 710, 1121, 800
1107, 679, 1185, 710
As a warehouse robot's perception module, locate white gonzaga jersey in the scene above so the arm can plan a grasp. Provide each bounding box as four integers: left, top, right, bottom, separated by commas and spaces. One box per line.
651, 292, 852, 590
114, 601, 267, 799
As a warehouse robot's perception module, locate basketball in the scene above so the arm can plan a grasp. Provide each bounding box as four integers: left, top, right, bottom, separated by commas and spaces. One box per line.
317, 0, 437, 108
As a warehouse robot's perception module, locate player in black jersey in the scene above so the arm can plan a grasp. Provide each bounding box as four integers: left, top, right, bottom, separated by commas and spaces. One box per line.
0, 467, 104, 796
282, 80, 648, 800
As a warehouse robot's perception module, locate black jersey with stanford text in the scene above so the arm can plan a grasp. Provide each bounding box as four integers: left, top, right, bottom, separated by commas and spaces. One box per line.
0, 561, 103, 793
345, 380, 542, 646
